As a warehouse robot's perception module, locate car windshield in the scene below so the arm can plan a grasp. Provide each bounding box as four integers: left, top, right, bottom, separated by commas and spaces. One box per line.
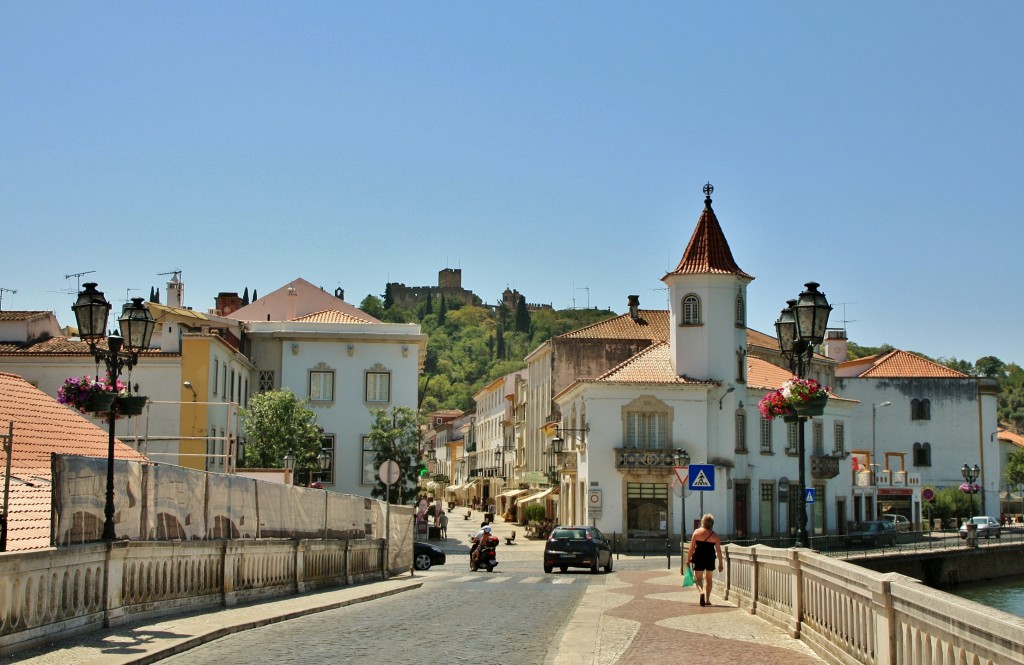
551, 528, 589, 540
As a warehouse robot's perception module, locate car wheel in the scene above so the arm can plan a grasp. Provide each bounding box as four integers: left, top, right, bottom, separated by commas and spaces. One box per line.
415, 554, 432, 571
603, 555, 613, 573
560, 565, 568, 573
996, 530, 1001, 539
544, 563, 553, 574
591, 558, 599, 574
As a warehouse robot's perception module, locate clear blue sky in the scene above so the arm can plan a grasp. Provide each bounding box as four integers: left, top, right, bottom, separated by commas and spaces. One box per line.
3, 3, 1021, 367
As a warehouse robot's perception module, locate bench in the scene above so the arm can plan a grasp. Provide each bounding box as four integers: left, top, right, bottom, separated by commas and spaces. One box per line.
505, 530, 516, 545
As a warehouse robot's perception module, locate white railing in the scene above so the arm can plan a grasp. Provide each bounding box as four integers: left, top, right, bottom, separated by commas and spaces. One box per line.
724, 544, 1024, 665
0, 537, 401, 656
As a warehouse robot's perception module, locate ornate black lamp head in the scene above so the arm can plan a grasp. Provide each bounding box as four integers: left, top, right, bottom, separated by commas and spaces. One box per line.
73, 283, 111, 343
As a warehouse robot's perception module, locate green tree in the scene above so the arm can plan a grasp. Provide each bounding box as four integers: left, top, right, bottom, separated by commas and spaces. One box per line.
514, 295, 531, 333
383, 283, 394, 309
437, 294, 447, 326
1005, 451, 1024, 488
932, 486, 978, 527
239, 389, 323, 480
975, 355, 1007, 379
360, 294, 385, 320
367, 406, 424, 505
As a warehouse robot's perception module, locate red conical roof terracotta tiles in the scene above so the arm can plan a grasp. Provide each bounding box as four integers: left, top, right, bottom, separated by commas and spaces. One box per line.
664, 192, 753, 280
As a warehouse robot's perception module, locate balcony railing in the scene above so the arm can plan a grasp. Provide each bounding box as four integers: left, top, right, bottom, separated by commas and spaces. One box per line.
615, 448, 677, 470
810, 455, 841, 479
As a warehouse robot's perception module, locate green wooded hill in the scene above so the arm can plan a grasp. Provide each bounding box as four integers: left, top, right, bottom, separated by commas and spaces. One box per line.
359, 291, 616, 413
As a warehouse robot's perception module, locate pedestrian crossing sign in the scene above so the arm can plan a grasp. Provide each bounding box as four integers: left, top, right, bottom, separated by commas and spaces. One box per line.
688, 464, 714, 492
805, 488, 815, 503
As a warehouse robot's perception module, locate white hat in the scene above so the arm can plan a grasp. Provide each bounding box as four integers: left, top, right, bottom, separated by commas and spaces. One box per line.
483, 525, 491, 532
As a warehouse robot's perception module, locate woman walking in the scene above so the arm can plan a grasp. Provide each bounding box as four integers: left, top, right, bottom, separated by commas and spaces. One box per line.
686, 513, 724, 606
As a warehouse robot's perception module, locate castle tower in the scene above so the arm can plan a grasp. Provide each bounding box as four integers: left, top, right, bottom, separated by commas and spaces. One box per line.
661, 184, 754, 382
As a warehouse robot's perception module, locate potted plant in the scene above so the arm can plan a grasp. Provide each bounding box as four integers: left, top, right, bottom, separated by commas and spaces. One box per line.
58, 376, 115, 414
758, 377, 830, 420
116, 393, 149, 416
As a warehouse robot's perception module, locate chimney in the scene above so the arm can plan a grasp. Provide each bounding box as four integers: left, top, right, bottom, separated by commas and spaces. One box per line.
286, 286, 298, 321
215, 292, 243, 317
628, 295, 640, 320
166, 275, 184, 308
823, 328, 848, 362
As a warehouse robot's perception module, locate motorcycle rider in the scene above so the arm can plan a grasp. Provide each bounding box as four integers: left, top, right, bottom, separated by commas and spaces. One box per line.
471, 524, 492, 568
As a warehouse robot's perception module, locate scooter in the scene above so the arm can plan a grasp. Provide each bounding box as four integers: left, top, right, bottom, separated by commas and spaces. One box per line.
470, 534, 499, 572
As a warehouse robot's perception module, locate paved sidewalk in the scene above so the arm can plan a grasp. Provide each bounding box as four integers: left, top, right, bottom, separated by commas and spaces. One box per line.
553, 568, 825, 665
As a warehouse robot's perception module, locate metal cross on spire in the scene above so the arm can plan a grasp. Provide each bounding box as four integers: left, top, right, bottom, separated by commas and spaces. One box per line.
703, 182, 714, 207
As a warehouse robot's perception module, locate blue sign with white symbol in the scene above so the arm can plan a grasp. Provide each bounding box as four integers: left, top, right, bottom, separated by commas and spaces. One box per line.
805, 488, 816, 504
688, 464, 715, 492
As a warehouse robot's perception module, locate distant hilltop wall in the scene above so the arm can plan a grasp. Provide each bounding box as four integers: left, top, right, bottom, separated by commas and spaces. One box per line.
386, 269, 551, 312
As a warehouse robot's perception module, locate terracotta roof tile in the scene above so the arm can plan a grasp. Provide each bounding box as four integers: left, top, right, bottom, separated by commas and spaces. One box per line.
840, 350, 967, 378
0, 311, 52, 322
0, 337, 173, 357
560, 311, 670, 341
664, 195, 753, 280
998, 428, 1024, 448
746, 357, 797, 391
292, 309, 377, 324
589, 342, 716, 385
0, 372, 148, 551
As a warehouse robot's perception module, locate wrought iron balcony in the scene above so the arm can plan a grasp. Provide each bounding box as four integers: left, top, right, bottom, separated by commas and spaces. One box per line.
810, 455, 840, 480
615, 448, 677, 471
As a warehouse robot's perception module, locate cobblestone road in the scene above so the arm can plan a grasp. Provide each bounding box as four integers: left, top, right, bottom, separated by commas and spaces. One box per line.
160, 569, 590, 664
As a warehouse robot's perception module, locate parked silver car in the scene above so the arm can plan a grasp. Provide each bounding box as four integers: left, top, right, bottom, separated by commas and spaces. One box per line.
959, 516, 1002, 539
882, 513, 911, 532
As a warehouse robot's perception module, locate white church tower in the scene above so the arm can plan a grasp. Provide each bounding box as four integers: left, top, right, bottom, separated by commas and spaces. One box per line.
662, 183, 754, 384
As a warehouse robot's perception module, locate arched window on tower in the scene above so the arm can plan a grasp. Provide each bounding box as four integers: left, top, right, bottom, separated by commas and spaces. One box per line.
682, 294, 701, 325
735, 293, 745, 326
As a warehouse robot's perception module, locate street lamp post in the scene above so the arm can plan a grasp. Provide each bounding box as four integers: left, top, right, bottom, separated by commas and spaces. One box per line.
961, 463, 980, 520
871, 401, 892, 520
72, 283, 155, 541
317, 450, 332, 484
775, 282, 832, 549
1, 421, 13, 552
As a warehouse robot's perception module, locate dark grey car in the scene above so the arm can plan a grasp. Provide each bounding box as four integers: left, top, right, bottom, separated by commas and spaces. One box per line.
847, 520, 897, 547
543, 525, 613, 573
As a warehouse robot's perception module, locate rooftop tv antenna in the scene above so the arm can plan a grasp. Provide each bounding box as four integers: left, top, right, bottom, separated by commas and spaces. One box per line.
64, 270, 96, 291
833, 302, 858, 332
158, 270, 182, 281
576, 286, 590, 310
0, 287, 16, 311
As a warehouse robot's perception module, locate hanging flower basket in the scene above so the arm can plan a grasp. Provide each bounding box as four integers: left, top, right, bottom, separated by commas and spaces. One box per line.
58, 374, 128, 415
959, 482, 979, 494
116, 395, 149, 416
792, 393, 828, 416
758, 378, 830, 420
84, 390, 117, 414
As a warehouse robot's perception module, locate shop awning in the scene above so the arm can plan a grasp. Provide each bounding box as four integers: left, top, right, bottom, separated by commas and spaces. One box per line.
445, 483, 464, 493
500, 488, 528, 498
518, 487, 556, 505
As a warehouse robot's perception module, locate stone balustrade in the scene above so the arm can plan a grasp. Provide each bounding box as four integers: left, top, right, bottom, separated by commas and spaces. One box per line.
723, 544, 1024, 664
0, 537, 398, 656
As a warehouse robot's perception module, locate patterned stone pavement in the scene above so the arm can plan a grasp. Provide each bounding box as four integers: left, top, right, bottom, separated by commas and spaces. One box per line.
554, 569, 825, 665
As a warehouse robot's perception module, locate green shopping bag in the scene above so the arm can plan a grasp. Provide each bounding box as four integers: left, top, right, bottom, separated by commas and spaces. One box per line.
683, 565, 695, 587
